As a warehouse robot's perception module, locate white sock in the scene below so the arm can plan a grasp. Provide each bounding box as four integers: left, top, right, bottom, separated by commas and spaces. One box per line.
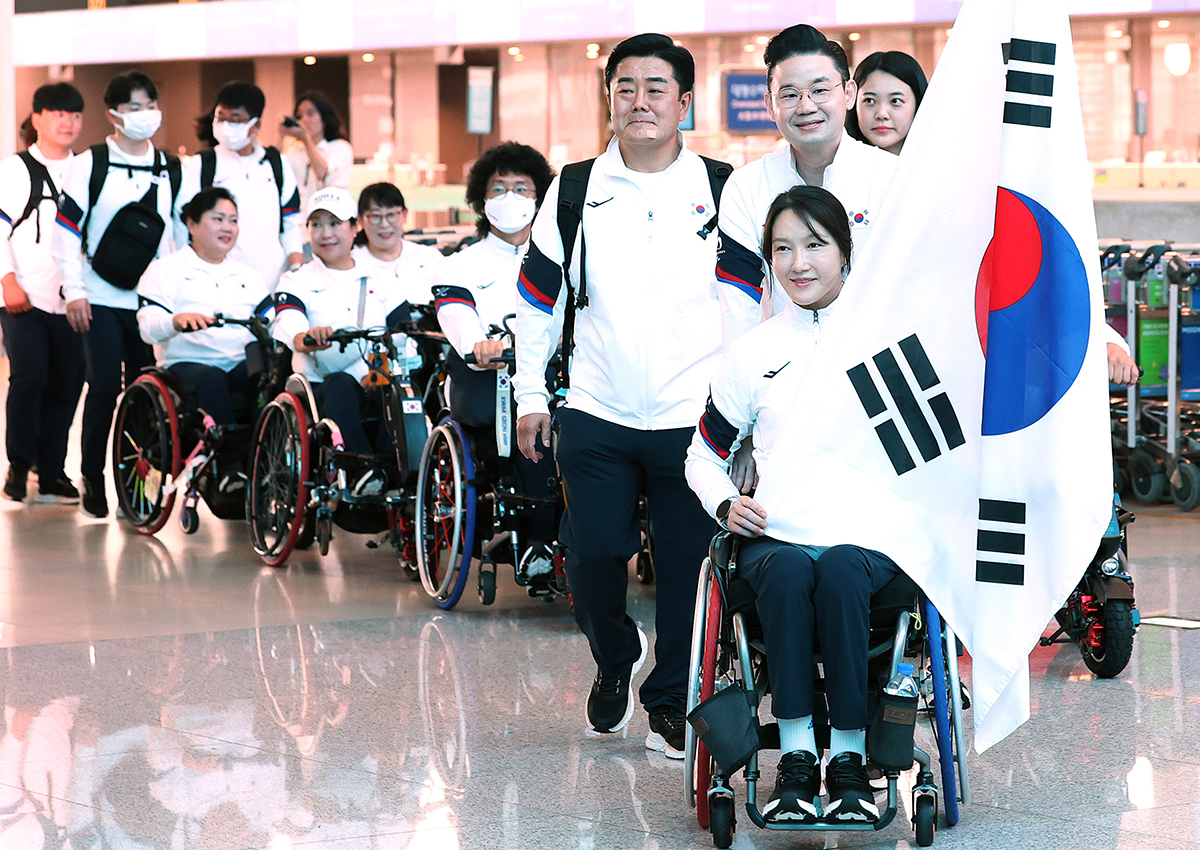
778, 716, 817, 757
829, 726, 867, 759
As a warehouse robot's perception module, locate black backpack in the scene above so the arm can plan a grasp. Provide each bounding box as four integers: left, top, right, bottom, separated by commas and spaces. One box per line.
553, 154, 732, 387
11, 151, 60, 244
83, 144, 182, 290
198, 146, 288, 234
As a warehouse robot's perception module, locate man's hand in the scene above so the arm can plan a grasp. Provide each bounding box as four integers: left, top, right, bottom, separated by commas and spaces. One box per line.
66, 298, 92, 333
729, 438, 757, 494
294, 326, 333, 352
1, 273, 30, 314
1107, 342, 1140, 386
725, 495, 768, 538
472, 338, 507, 370
173, 313, 213, 332
517, 413, 552, 462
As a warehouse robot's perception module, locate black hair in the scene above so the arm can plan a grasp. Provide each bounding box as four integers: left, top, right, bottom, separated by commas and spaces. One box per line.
464, 141, 556, 237
181, 187, 237, 225
845, 51, 929, 145
19, 115, 35, 149
761, 185, 852, 271
194, 107, 217, 148
32, 82, 84, 114
294, 90, 346, 141
605, 33, 695, 94
104, 71, 158, 110
215, 81, 265, 120
353, 182, 407, 246
763, 24, 850, 87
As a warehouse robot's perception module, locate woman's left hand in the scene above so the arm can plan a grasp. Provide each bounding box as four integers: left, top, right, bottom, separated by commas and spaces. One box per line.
174, 313, 213, 332
726, 495, 768, 538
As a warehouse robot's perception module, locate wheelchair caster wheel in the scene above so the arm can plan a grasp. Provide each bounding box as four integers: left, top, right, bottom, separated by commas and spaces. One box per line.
317, 514, 333, 556
636, 550, 655, 584
709, 795, 734, 849
478, 567, 496, 605
179, 505, 199, 535
914, 793, 936, 846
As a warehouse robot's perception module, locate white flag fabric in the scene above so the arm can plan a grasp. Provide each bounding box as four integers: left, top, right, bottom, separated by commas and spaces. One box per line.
751, 0, 1111, 752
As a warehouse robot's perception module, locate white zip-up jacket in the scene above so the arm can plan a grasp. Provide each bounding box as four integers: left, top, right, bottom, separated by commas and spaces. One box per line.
434, 232, 527, 367
716, 134, 895, 346
55, 137, 177, 311
514, 136, 724, 430
287, 138, 354, 220
0, 145, 73, 314
137, 246, 272, 371
351, 241, 445, 309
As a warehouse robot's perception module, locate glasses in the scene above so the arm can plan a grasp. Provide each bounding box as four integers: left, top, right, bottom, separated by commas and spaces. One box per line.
772, 81, 845, 107
364, 211, 403, 226
485, 185, 534, 198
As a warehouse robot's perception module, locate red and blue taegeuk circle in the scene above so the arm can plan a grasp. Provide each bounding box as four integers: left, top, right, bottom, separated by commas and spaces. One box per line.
974, 187, 1091, 436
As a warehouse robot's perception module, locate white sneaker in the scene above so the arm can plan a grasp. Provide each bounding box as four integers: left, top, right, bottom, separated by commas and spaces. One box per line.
351, 469, 385, 497
519, 543, 554, 578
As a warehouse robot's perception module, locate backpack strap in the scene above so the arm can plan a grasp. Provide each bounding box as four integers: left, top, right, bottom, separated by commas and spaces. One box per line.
80, 143, 111, 256
696, 155, 733, 240
555, 158, 596, 391
12, 151, 54, 243
163, 151, 182, 205
262, 146, 287, 234
198, 148, 216, 191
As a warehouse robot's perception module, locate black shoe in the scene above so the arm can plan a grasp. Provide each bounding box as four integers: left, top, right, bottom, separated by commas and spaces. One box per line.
80, 476, 108, 519
645, 706, 686, 759
586, 627, 647, 733
763, 750, 821, 823
35, 476, 80, 505
824, 752, 879, 823
3, 463, 28, 502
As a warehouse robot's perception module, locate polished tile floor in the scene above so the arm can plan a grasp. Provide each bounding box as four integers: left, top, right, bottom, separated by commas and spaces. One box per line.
0, 408, 1197, 848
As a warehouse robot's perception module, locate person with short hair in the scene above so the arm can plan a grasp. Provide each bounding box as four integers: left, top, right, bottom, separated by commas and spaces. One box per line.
514, 34, 728, 758
174, 81, 303, 291
687, 185, 897, 825
717, 24, 897, 347
282, 90, 354, 223
55, 70, 179, 518
846, 51, 929, 155
0, 83, 85, 504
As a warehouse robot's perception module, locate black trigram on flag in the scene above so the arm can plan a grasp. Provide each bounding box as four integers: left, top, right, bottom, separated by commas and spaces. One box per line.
1001, 38, 1055, 128
977, 499, 1027, 586
847, 334, 965, 476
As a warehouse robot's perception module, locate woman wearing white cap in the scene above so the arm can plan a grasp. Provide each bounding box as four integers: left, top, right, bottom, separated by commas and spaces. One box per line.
272, 186, 409, 495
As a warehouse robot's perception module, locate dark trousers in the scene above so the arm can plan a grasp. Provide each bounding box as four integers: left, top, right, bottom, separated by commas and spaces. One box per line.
315, 371, 379, 455
80, 305, 153, 478
737, 538, 901, 729
555, 406, 715, 713
0, 308, 85, 480
167, 361, 254, 460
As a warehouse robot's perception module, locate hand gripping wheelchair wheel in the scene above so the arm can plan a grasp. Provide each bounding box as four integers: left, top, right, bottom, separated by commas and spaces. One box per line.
247, 393, 312, 567
415, 419, 477, 610
112, 373, 182, 534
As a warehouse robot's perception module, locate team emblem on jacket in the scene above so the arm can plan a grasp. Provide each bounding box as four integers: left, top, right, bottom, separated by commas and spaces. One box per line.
849, 210, 870, 226
692, 203, 708, 216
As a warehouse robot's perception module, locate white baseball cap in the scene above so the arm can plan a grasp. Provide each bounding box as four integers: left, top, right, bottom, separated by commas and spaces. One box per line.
307, 187, 357, 223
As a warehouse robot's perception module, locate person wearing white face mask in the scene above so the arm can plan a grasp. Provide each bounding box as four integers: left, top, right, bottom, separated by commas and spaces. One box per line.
173, 81, 303, 293
54, 71, 182, 519
432, 142, 558, 578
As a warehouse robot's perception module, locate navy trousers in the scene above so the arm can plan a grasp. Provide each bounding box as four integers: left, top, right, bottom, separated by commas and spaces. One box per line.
80, 305, 153, 478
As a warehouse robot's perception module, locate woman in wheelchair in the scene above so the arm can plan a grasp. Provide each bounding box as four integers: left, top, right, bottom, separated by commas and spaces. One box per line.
272, 187, 411, 496
685, 186, 900, 825
136, 187, 272, 492
432, 142, 558, 578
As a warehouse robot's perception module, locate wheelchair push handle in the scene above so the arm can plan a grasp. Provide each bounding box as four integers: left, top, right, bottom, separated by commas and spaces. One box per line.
302, 326, 400, 357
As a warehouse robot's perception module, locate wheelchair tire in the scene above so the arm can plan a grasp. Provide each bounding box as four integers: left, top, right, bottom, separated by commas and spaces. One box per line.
1129, 449, 1165, 503
1171, 460, 1200, 511
1082, 600, 1135, 679
925, 601, 960, 827
635, 550, 655, 585
415, 420, 476, 609
914, 794, 936, 846
180, 505, 200, 535
478, 568, 496, 605
247, 394, 312, 567
709, 795, 734, 849
695, 567, 723, 828
112, 374, 182, 535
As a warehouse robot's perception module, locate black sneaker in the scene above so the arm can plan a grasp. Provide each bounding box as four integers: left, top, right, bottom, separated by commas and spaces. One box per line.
586, 627, 647, 734
763, 750, 821, 823
80, 476, 108, 519
3, 463, 28, 502
35, 477, 80, 505
645, 706, 686, 759
824, 752, 879, 823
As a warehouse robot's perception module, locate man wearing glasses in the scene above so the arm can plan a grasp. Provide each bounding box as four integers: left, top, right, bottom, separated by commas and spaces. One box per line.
717, 24, 897, 346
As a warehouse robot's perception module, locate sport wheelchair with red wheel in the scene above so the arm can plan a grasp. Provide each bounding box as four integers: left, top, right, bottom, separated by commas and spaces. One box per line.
245, 326, 428, 568
111, 313, 282, 535
684, 533, 970, 848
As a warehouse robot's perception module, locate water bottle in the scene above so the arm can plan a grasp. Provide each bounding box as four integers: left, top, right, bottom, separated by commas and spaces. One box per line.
868, 662, 919, 770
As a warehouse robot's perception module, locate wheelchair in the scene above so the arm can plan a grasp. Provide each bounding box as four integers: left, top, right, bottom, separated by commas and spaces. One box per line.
684, 533, 970, 848
111, 313, 282, 536
245, 326, 429, 568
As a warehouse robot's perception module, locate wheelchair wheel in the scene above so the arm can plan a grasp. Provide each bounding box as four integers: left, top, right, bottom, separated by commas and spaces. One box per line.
1171, 460, 1200, 511
685, 556, 723, 829
1128, 448, 1165, 503
914, 793, 936, 846
1082, 599, 1136, 678
112, 374, 182, 534
925, 600, 960, 827
247, 394, 312, 567
415, 420, 476, 609
709, 794, 734, 849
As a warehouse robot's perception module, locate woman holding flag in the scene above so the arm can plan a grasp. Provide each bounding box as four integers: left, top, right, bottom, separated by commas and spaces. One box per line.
685, 184, 901, 825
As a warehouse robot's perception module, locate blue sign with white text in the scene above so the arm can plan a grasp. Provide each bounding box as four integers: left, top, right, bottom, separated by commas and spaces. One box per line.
725, 72, 775, 133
